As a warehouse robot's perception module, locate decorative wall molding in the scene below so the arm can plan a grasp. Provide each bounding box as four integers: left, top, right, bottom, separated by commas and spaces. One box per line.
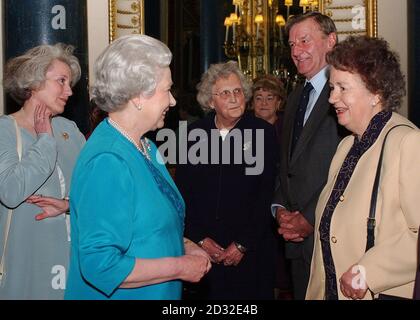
109, 0, 144, 42
320, 0, 377, 41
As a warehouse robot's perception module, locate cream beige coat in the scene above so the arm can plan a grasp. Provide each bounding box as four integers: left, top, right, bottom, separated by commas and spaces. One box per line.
306, 113, 420, 300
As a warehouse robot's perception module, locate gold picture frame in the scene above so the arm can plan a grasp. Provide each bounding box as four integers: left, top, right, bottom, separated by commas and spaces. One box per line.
319, 0, 377, 41
109, 0, 145, 42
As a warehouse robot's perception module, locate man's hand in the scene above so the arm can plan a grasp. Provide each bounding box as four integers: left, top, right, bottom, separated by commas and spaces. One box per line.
276, 208, 313, 242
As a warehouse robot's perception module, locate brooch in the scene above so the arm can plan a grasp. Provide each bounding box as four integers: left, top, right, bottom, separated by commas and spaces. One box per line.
62, 132, 69, 140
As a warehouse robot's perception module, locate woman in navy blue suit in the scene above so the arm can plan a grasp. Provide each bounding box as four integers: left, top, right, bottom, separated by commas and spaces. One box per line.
176, 61, 278, 299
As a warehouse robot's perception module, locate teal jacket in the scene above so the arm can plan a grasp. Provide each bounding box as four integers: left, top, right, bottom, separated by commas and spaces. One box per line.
65, 119, 185, 300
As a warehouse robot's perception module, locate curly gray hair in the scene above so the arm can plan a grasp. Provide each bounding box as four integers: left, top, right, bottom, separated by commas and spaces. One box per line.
3, 43, 81, 104
91, 34, 172, 113
196, 60, 252, 110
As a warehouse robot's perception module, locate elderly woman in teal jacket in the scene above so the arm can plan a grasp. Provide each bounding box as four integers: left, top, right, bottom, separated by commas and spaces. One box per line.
65, 35, 211, 300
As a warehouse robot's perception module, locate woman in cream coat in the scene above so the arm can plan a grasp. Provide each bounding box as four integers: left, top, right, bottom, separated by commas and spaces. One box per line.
306, 36, 420, 300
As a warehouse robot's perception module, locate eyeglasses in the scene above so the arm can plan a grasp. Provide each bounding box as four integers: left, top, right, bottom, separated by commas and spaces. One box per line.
212, 88, 244, 100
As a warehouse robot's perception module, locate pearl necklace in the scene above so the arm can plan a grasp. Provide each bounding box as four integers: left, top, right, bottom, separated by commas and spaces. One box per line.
108, 118, 151, 161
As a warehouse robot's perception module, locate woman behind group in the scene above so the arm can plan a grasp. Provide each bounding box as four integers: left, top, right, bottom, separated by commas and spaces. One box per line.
0, 44, 85, 299
65, 34, 210, 300
306, 36, 420, 300
176, 61, 278, 299
251, 74, 286, 147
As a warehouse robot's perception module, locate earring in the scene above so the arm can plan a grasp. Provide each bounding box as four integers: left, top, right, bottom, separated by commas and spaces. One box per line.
372, 96, 380, 107
132, 101, 142, 111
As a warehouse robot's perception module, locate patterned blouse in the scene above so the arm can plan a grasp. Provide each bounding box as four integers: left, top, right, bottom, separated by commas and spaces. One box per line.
319, 110, 392, 300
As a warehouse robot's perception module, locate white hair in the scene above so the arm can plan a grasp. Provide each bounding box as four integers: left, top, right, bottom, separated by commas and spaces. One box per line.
196, 60, 252, 110
91, 34, 172, 112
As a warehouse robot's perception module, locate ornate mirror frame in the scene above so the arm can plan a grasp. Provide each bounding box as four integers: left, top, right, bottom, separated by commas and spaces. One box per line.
319, 0, 377, 41
109, 0, 144, 42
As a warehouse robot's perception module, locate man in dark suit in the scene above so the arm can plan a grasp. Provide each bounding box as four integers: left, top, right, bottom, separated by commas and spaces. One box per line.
272, 12, 347, 300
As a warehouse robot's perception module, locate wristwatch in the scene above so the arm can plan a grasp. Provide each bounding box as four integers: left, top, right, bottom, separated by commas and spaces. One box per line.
234, 242, 247, 253
63, 196, 70, 215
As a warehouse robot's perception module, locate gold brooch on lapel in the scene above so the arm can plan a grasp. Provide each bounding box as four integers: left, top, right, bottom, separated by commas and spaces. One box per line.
62, 132, 69, 140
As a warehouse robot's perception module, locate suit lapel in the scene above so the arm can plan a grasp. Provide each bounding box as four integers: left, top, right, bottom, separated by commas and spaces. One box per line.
290, 82, 333, 165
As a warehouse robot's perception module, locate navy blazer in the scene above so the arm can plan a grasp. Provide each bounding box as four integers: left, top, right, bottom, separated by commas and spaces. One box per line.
272, 81, 346, 262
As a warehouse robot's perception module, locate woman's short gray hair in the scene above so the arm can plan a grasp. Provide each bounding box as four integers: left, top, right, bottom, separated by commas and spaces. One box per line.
91, 34, 172, 113
196, 60, 252, 110
3, 43, 81, 104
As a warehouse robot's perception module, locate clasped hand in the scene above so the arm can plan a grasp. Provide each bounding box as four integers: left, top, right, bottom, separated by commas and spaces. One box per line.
339, 264, 369, 300
276, 208, 314, 242
200, 237, 244, 266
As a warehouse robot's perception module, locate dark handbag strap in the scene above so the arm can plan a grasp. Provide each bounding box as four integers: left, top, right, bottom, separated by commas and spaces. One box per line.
366, 124, 414, 252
